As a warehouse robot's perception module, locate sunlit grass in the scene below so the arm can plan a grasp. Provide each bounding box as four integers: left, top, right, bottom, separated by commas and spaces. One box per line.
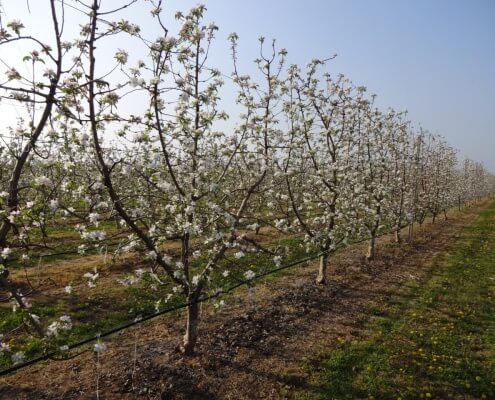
295, 201, 495, 399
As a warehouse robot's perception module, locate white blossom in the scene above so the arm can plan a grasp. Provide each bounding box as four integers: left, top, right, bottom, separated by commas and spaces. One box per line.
11, 352, 25, 365
48, 199, 59, 212
0, 342, 11, 354
192, 275, 201, 286
46, 315, 72, 337
114, 49, 128, 64
244, 270, 255, 280
35, 176, 51, 186
93, 342, 107, 354
88, 212, 100, 224
1, 248, 12, 260
214, 300, 225, 309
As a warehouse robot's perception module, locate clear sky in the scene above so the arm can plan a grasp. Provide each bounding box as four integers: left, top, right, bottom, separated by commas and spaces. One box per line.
162, 0, 495, 171
2, 0, 494, 171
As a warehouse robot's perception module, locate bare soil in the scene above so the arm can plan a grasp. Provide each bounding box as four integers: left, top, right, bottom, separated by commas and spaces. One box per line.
0, 202, 489, 400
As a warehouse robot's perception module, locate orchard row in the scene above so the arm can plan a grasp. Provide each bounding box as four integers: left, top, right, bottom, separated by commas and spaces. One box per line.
0, 1, 493, 361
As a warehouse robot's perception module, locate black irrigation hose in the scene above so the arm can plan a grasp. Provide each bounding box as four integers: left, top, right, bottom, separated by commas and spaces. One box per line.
0, 221, 413, 377
0, 251, 326, 377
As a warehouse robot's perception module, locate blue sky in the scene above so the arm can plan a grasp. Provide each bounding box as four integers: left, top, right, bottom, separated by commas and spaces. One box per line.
2, 0, 494, 170
164, 0, 494, 170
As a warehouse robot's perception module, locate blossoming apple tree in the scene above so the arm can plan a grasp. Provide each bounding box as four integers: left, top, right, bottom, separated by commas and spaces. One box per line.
67, 1, 286, 354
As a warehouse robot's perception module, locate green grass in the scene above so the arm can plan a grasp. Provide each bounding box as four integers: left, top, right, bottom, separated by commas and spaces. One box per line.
295, 202, 495, 400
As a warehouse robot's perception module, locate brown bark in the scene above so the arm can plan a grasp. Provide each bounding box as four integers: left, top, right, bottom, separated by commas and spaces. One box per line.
316, 253, 329, 285
182, 299, 200, 355
408, 222, 414, 243
395, 228, 402, 243
366, 234, 376, 261
367, 205, 381, 261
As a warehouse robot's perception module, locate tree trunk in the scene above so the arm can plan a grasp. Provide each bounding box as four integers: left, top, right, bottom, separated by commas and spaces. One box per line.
316, 253, 329, 285
443, 209, 448, 220
366, 233, 376, 261
368, 205, 381, 261
182, 299, 199, 356
395, 228, 402, 243
432, 213, 436, 224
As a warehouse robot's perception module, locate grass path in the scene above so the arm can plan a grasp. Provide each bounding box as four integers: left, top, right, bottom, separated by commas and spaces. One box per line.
295, 202, 495, 400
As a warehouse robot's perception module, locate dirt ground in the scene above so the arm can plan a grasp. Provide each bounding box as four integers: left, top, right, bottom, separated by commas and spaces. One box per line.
0, 202, 489, 400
